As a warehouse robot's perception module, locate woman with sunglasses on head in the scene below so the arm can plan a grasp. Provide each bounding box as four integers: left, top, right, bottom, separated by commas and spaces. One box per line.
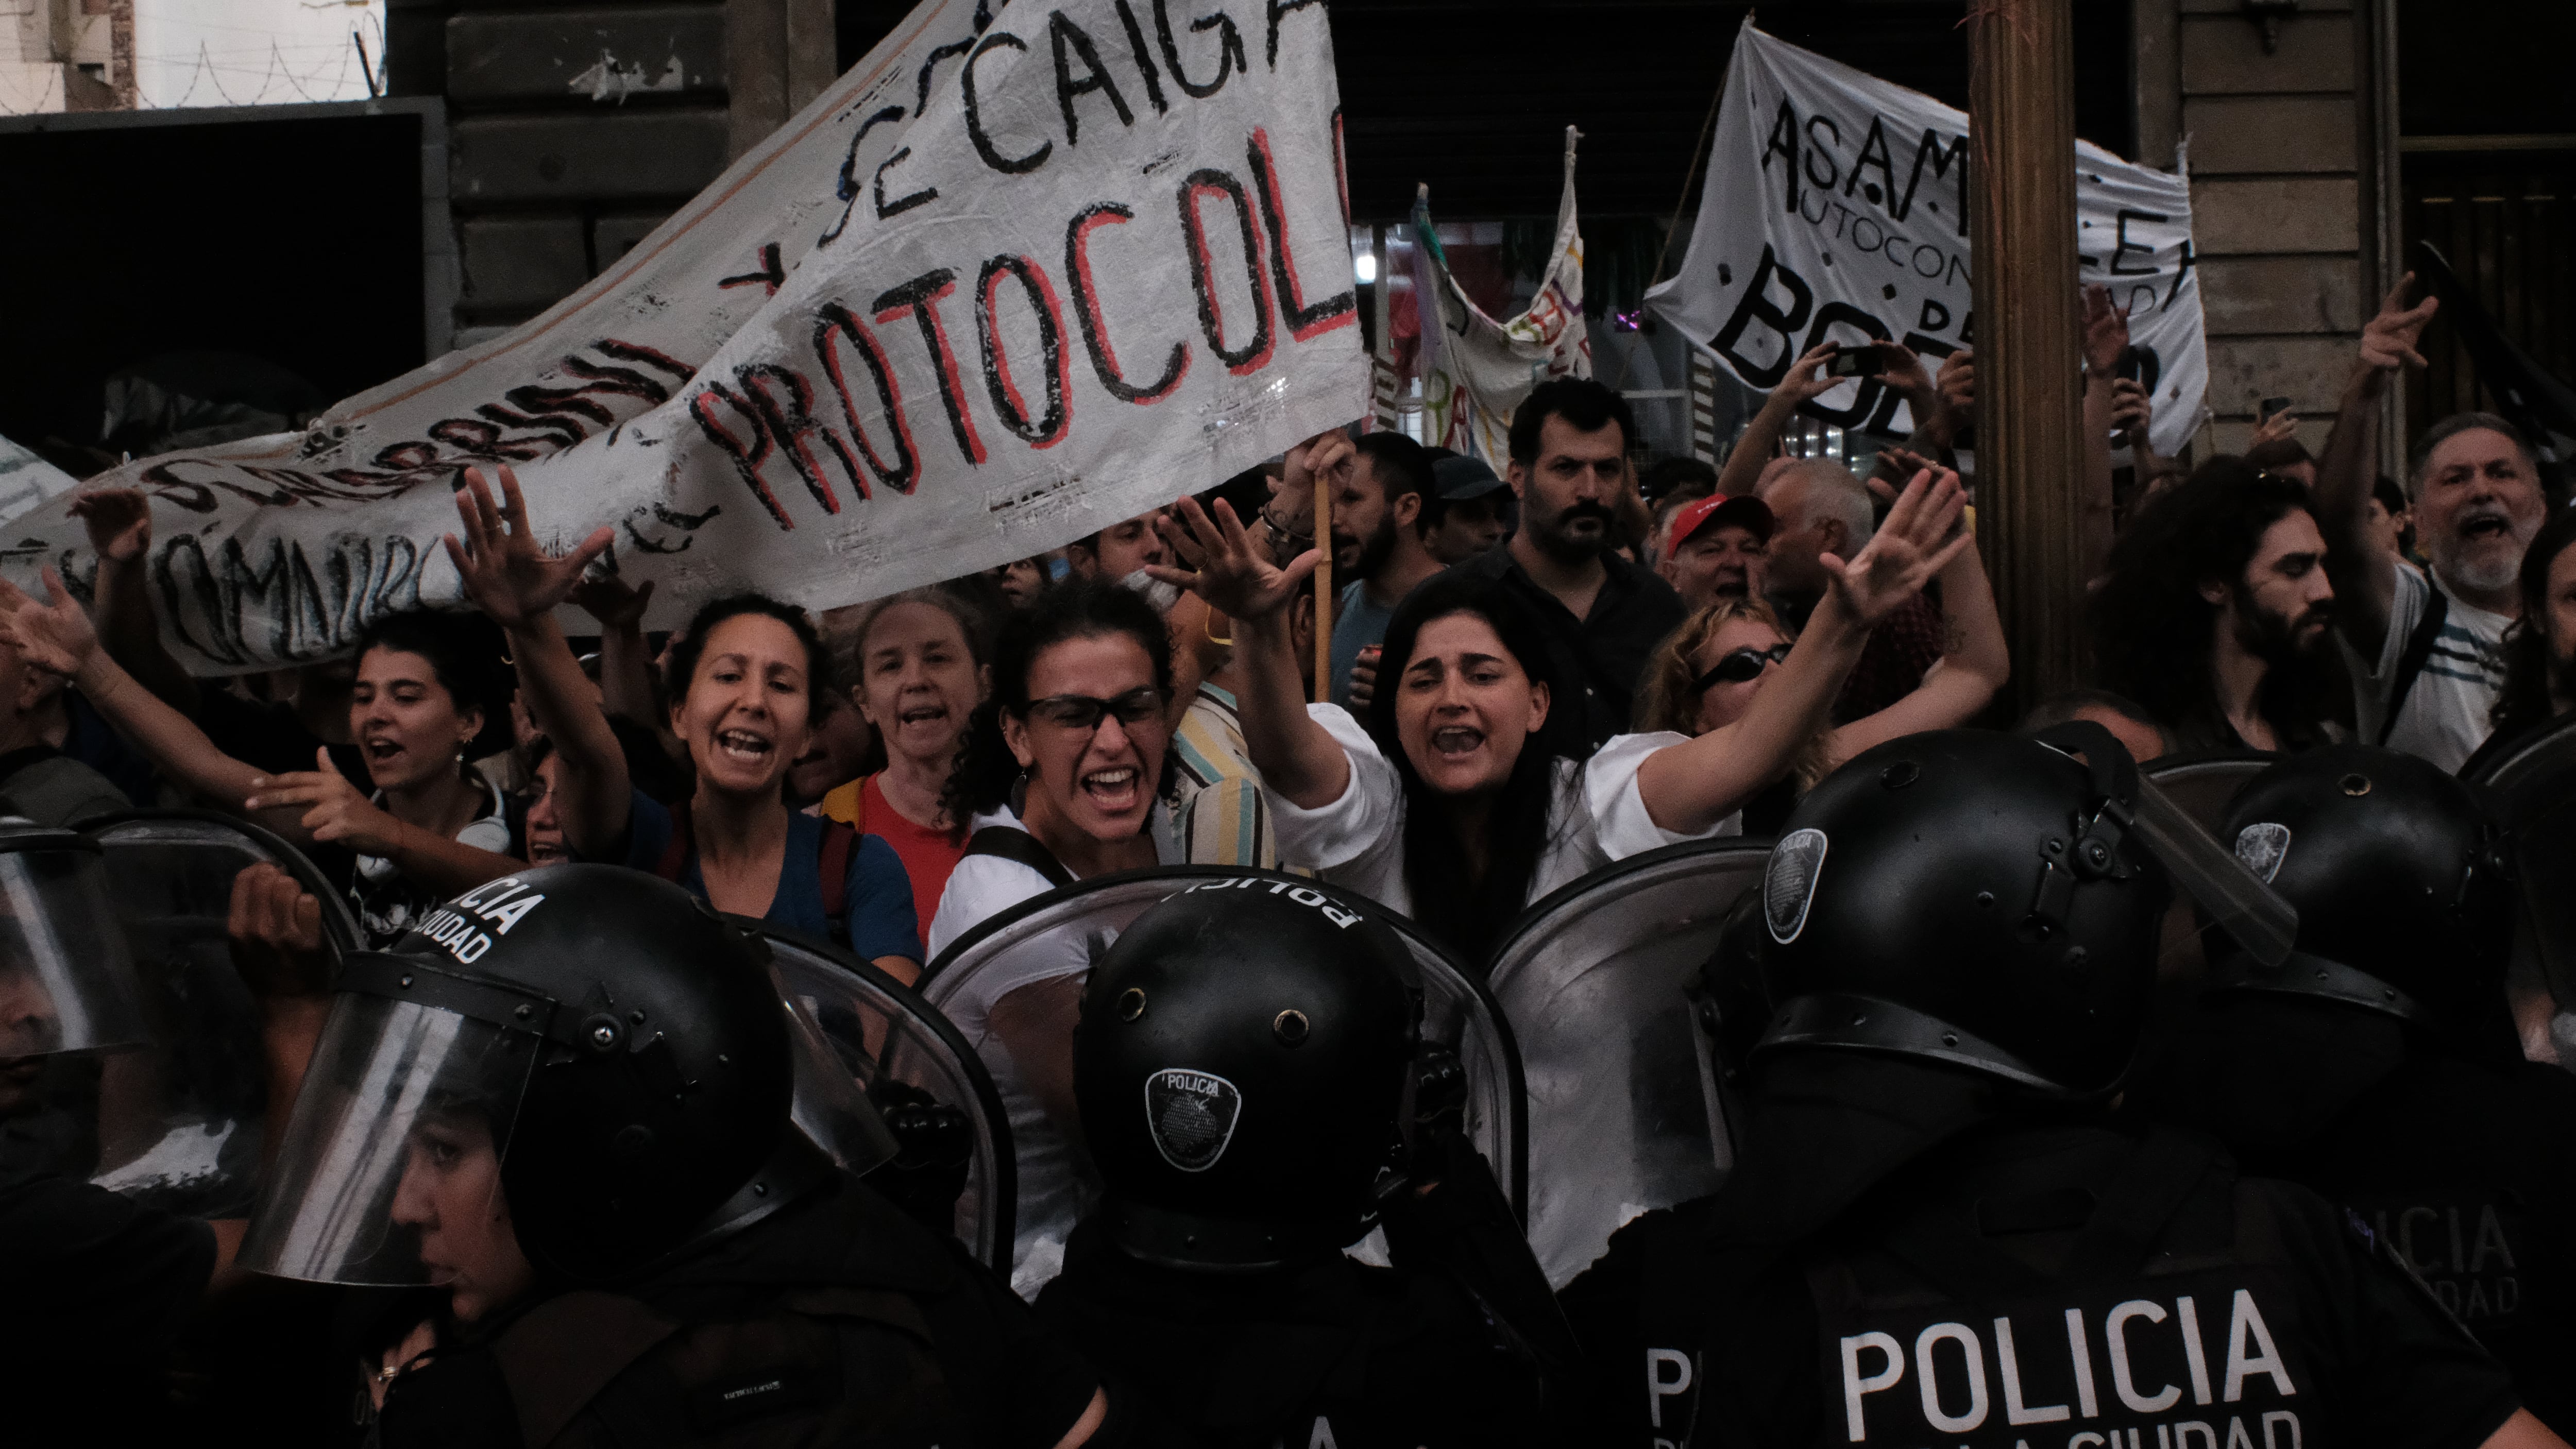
1155, 467, 1971, 961
1633, 471, 2008, 834
444, 467, 922, 977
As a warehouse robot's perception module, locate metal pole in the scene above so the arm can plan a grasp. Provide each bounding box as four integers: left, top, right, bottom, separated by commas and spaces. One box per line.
1311, 469, 1334, 704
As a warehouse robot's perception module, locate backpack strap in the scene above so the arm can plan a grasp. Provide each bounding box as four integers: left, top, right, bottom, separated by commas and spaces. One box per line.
489, 1290, 680, 1448
963, 825, 1075, 891
2380, 581, 2450, 745
818, 820, 858, 949
652, 799, 693, 884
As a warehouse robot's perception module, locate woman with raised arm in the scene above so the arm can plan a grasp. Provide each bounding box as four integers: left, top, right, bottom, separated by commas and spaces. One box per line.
1632, 461, 2010, 835
1149, 468, 1968, 959
0, 571, 518, 946
443, 465, 921, 977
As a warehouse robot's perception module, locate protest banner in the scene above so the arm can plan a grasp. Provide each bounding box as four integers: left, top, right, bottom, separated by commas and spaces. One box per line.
1412, 127, 1591, 467
2, 0, 1365, 672
0, 435, 78, 527
1646, 21, 2206, 458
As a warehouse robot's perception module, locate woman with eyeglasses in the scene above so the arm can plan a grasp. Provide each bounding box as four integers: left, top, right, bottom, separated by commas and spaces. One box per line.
1156, 468, 1972, 961
445, 468, 922, 976
1632, 466, 2008, 834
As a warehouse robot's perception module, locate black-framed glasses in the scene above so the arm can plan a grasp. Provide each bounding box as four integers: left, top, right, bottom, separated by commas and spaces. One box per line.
1020, 687, 1171, 733
1689, 643, 1791, 694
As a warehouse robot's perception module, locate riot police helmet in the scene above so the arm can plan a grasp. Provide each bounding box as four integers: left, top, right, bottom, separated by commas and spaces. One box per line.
0, 822, 149, 1064
243, 865, 821, 1289
1073, 876, 1417, 1270
1750, 727, 2177, 1098
2213, 744, 2516, 1051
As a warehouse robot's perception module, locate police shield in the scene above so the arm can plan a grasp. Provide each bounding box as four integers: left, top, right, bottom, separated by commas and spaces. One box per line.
922, 866, 1521, 1298
757, 927, 1015, 1275
2141, 752, 2273, 833
9, 812, 355, 1217
1486, 839, 1773, 1287
2465, 713, 2576, 1058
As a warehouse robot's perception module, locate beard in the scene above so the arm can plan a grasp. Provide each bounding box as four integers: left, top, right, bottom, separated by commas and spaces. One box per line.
1530, 499, 1616, 565
1342, 516, 1399, 582
2430, 504, 2535, 595
2233, 588, 2332, 667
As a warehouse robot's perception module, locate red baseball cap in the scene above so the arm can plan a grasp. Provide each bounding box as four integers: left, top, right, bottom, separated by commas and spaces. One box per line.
1668, 492, 1774, 548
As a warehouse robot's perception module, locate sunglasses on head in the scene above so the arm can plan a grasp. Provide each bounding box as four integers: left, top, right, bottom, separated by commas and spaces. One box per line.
1020, 686, 1170, 732
1689, 643, 1791, 693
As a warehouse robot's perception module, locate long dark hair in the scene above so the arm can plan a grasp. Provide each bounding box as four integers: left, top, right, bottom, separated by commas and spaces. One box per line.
1365, 573, 1564, 962
2489, 504, 2576, 741
352, 609, 512, 761
940, 577, 1174, 840
663, 593, 834, 718
2087, 459, 2344, 750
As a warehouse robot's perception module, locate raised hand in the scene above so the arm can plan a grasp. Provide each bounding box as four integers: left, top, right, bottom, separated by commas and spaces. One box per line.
2358, 273, 2437, 373
1937, 349, 1976, 417
570, 571, 655, 631
1777, 341, 1844, 405
248, 747, 405, 856
2081, 283, 2131, 378
71, 488, 153, 566
226, 861, 331, 1000
1150, 495, 1318, 625
1823, 467, 1970, 627
2250, 404, 2299, 448
0, 568, 100, 678
442, 464, 613, 629
2110, 377, 2153, 437
1869, 340, 1938, 413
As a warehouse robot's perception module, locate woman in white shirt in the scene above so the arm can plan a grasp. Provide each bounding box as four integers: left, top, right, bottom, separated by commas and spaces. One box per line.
923, 576, 1185, 1292
1150, 468, 1969, 959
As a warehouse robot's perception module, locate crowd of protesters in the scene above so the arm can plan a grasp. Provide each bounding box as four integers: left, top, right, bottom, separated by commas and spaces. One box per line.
5, 263, 2574, 1444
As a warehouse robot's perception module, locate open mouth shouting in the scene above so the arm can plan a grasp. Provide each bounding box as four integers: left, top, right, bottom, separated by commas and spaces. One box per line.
363, 737, 406, 766
714, 727, 774, 766
1080, 764, 1141, 815
1429, 725, 1486, 759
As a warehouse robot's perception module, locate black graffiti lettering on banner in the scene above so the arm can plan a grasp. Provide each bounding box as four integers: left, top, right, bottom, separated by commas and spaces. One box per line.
1263, 0, 1323, 70
1066, 202, 1190, 403
1246, 126, 1355, 341
1180, 167, 1275, 373
1763, 99, 1970, 237
1050, 11, 1135, 144
874, 268, 991, 467
823, 106, 917, 247
154, 530, 425, 668
689, 384, 788, 526
976, 254, 1074, 447
1153, 0, 1244, 99
1111, 0, 1170, 114
814, 302, 921, 494
1710, 244, 1812, 387
964, 31, 1053, 175
389, 338, 694, 474
745, 363, 870, 517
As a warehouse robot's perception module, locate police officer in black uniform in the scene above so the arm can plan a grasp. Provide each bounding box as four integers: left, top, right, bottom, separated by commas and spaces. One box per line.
1558, 728, 2556, 1449
1036, 876, 1569, 1447
242, 863, 1110, 1448
2140, 744, 2576, 1436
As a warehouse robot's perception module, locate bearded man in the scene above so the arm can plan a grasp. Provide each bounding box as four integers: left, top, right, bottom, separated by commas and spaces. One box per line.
2087, 462, 2345, 753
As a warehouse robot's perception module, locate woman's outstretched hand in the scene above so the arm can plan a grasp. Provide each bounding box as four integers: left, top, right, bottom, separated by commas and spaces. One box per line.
1822, 466, 1970, 627
0, 567, 100, 679
443, 464, 613, 629
1149, 496, 1318, 626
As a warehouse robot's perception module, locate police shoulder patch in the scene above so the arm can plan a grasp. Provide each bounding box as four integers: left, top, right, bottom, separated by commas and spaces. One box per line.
1765, 828, 1829, 944
1144, 1067, 1242, 1172
2234, 822, 2292, 882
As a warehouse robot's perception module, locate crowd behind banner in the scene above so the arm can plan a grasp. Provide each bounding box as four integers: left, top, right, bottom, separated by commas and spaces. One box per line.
4, 234, 2574, 1439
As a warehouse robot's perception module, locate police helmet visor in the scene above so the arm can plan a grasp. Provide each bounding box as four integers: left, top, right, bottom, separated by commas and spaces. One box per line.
240, 955, 545, 1285
0, 844, 149, 1059
2031, 723, 2299, 969
2464, 712, 2576, 1013
774, 964, 902, 1179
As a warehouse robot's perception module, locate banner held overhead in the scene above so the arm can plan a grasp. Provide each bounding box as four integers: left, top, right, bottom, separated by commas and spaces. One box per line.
1646, 21, 2206, 461
2, 0, 1366, 673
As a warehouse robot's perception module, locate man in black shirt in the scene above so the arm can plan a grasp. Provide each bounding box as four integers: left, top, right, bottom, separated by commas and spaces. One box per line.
1434, 379, 1683, 755
1558, 727, 2550, 1449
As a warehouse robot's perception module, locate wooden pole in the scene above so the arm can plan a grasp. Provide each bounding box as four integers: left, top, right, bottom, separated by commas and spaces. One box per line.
1968, 0, 2087, 713
1311, 469, 1334, 704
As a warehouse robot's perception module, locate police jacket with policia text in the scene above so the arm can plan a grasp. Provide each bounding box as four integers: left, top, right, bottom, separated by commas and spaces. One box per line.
1556, 1121, 2526, 1449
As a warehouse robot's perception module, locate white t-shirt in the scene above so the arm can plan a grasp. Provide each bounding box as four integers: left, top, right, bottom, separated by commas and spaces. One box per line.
921, 803, 1183, 1298
1263, 704, 1740, 916
2363, 562, 2511, 774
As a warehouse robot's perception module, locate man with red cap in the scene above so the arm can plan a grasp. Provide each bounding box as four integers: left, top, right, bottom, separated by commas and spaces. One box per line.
1656, 492, 1775, 611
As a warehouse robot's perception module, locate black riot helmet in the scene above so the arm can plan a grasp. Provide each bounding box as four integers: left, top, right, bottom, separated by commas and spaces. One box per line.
1073, 876, 1417, 1270
1751, 728, 2178, 1098
0, 823, 149, 1062
2213, 745, 2517, 1057
244, 865, 816, 1289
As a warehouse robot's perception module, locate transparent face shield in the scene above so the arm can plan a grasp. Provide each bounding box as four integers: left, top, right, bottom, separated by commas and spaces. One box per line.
0, 845, 150, 1061
240, 956, 548, 1290
775, 966, 901, 1177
